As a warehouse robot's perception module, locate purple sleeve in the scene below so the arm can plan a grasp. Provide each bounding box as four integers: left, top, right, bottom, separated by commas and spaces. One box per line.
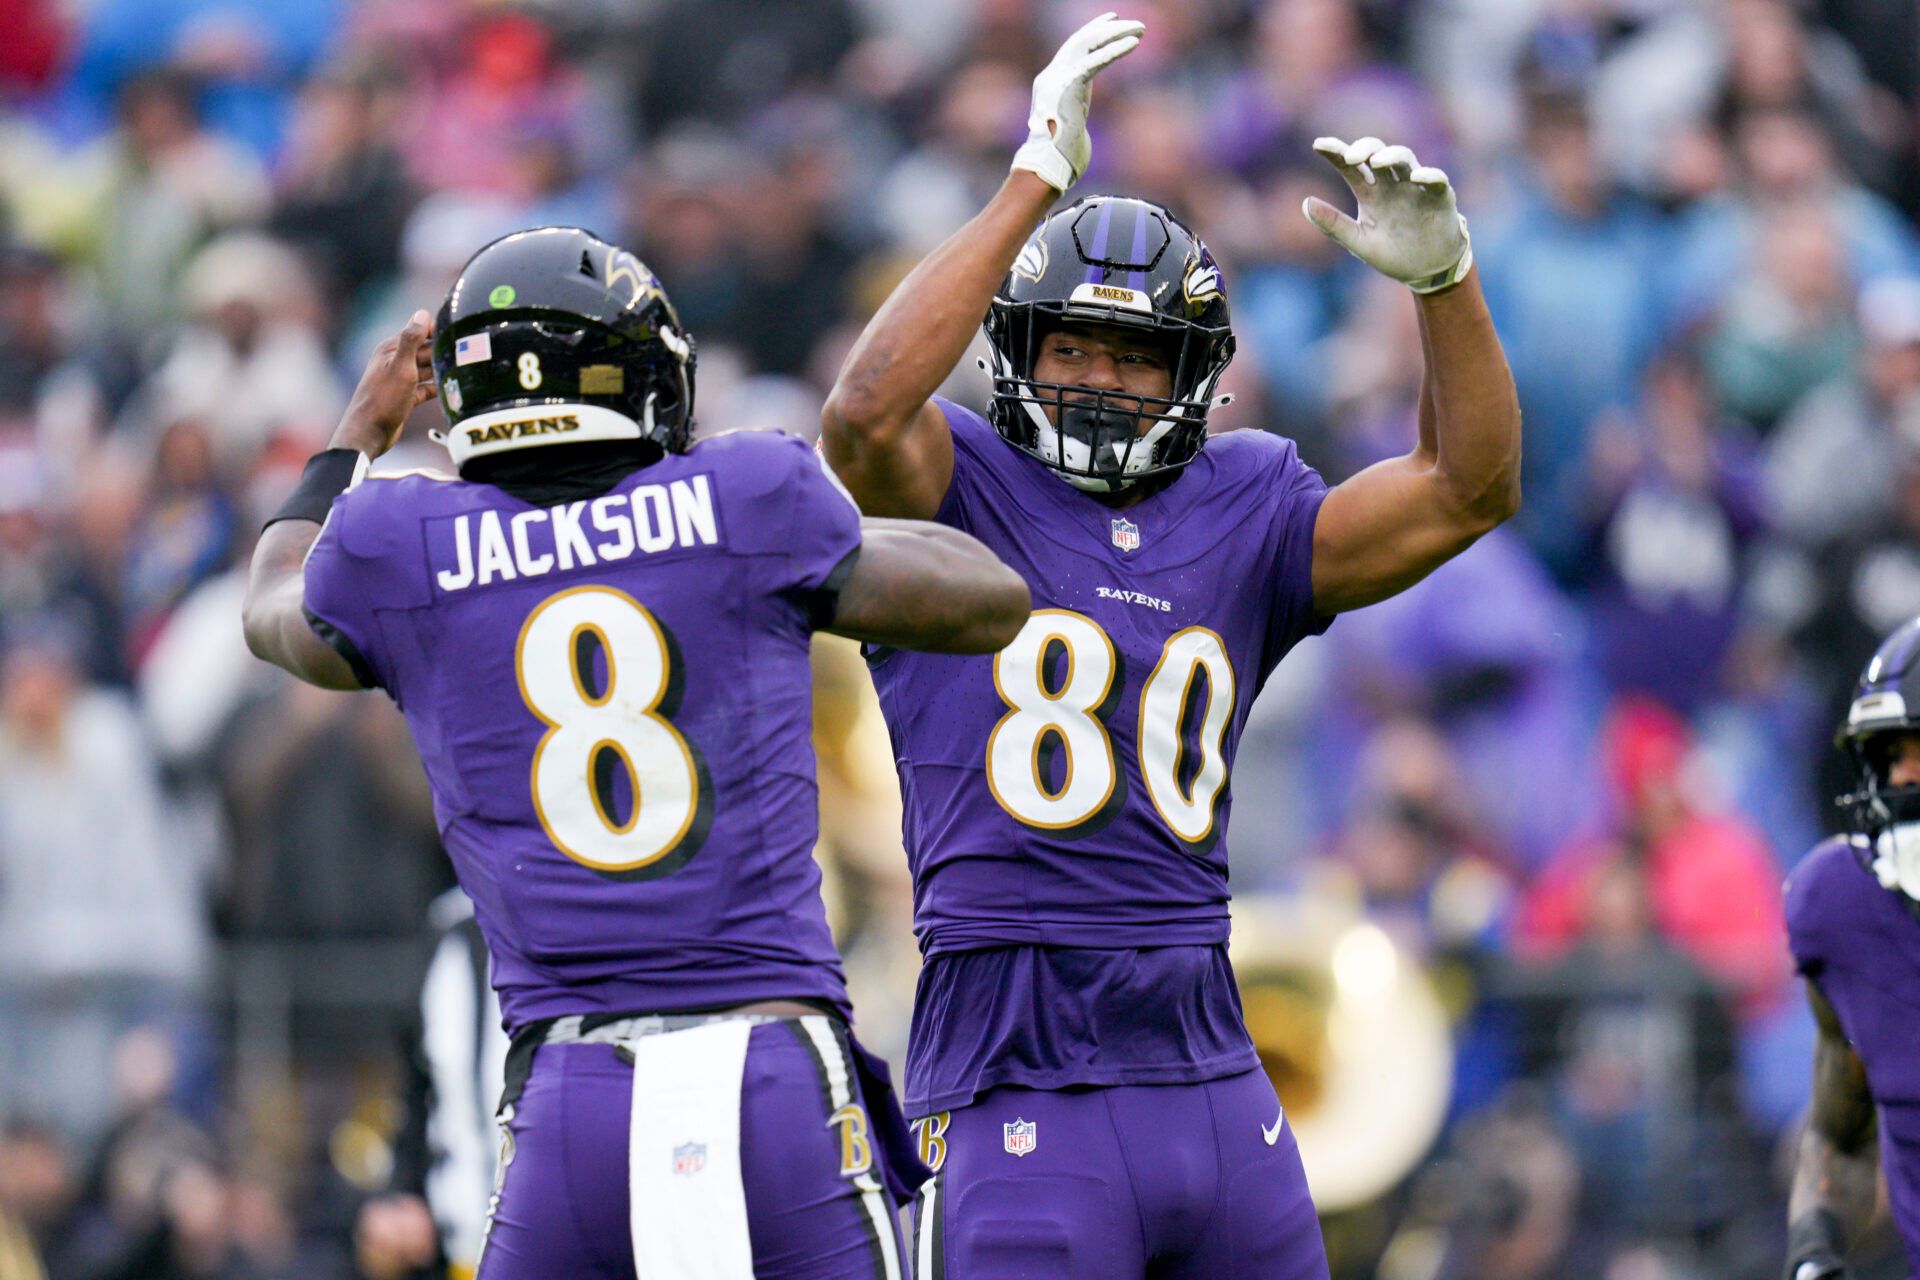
1263, 442, 1333, 662
931, 397, 993, 529
781, 444, 865, 628
301, 491, 395, 692
1783, 840, 1837, 980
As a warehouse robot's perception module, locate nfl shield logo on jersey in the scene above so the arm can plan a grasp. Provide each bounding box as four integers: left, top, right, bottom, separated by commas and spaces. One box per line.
1110, 517, 1140, 552
1003, 1117, 1037, 1157
672, 1141, 706, 1176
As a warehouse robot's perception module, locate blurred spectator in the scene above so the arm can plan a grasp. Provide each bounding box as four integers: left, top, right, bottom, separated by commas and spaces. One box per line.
56, 1098, 287, 1280
1671, 106, 1918, 335
623, 126, 753, 357
1780, 403, 1920, 813
1231, 163, 1354, 447
726, 111, 866, 375
0, 1118, 74, 1280
340, 189, 521, 382
1517, 848, 1751, 1258
135, 233, 344, 471
30, 454, 147, 687
1212, 0, 1444, 180
0, 618, 210, 1150
1710, 0, 1899, 193
1698, 197, 1860, 431
1387, 1092, 1582, 1280
1570, 351, 1768, 715
57, 0, 343, 156
631, 0, 860, 133
1765, 274, 1920, 547
217, 681, 447, 942
119, 421, 236, 664
270, 59, 416, 309
0, 245, 135, 481
1331, 719, 1514, 958
1591, 0, 1889, 197
57, 71, 272, 338
874, 59, 1030, 255
1516, 697, 1788, 1013
1475, 83, 1669, 574
1315, 523, 1597, 869
405, 12, 608, 206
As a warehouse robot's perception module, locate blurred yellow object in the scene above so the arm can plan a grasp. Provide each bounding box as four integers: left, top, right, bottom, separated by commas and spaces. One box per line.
1231, 894, 1454, 1213
0, 1212, 46, 1280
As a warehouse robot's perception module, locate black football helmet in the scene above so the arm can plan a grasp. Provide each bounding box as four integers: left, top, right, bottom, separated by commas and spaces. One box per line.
1837, 615, 1920, 903
985, 196, 1235, 492
430, 227, 695, 472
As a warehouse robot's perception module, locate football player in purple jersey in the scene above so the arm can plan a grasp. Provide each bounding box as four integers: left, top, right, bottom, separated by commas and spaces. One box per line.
241, 227, 1030, 1280
818, 13, 1520, 1278
1784, 617, 1920, 1280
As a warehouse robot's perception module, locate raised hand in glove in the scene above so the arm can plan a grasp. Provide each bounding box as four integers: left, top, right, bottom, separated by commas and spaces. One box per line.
1010, 12, 1145, 194
1303, 136, 1473, 294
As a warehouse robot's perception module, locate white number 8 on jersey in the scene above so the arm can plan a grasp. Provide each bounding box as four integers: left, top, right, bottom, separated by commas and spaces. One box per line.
516, 586, 709, 874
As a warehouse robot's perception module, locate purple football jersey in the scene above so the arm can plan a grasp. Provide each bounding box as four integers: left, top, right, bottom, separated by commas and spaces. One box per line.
1786, 835, 1920, 1277
302, 430, 861, 1035
867, 399, 1331, 1111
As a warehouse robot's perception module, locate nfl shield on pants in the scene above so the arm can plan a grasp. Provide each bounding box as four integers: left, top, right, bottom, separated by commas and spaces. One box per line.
910, 1072, 1329, 1280
476, 1017, 908, 1280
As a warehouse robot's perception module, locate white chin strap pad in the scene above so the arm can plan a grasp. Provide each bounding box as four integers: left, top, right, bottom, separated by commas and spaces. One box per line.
1018, 390, 1183, 492
1874, 823, 1920, 900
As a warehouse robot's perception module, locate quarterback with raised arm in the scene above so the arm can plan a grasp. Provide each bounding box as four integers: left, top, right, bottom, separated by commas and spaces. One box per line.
242, 227, 1029, 1279
1783, 617, 1920, 1280
819, 13, 1520, 1278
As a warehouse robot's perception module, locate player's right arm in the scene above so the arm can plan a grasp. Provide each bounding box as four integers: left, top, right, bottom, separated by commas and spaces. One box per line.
819, 13, 1143, 519
1785, 979, 1876, 1280
826, 518, 1029, 653
243, 312, 436, 688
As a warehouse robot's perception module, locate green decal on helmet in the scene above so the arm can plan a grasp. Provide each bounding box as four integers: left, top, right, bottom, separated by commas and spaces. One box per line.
489, 284, 517, 308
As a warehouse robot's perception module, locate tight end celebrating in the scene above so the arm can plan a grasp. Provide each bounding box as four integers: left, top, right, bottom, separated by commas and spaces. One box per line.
821, 12, 1519, 1278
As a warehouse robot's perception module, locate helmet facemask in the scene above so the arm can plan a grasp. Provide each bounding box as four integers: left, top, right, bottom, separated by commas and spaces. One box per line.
1840, 732, 1920, 909
987, 299, 1229, 493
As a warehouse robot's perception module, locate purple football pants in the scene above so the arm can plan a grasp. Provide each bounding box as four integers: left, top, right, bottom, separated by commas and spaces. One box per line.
475, 1020, 909, 1279
910, 1069, 1329, 1279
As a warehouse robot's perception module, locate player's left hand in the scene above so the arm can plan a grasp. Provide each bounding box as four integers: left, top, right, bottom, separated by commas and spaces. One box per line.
330, 309, 437, 459
1303, 137, 1473, 294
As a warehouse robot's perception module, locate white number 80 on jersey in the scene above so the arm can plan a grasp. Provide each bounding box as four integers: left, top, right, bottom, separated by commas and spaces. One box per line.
986, 609, 1236, 845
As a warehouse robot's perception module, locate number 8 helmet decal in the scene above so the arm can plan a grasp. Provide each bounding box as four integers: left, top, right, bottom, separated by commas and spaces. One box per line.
985, 196, 1236, 493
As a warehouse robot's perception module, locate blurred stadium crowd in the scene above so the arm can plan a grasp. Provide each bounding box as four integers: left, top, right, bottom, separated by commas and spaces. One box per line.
2, 0, 1920, 1276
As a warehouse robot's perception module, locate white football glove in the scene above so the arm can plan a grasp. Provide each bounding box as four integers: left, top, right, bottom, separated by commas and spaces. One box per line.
1011, 12, 1144, 194
1303, 136, 1473, 294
